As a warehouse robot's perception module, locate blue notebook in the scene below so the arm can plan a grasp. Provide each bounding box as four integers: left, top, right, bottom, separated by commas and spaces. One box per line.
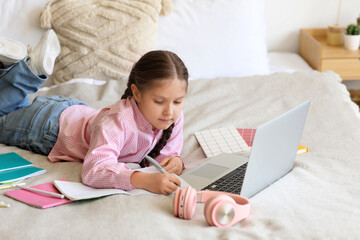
0, 167, 46, 184
0, 152, 46, 184
0, 152, 33, 172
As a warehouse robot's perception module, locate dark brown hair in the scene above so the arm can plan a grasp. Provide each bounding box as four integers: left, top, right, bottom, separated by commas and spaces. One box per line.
121, 50, 188, 166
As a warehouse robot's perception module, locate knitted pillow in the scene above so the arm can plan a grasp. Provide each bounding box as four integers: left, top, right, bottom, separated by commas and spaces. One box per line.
39, 0, 172, 84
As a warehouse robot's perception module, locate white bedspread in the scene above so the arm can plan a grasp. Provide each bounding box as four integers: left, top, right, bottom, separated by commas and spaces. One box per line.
1, 70, 359, 239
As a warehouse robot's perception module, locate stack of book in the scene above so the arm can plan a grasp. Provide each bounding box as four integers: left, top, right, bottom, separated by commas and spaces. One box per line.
0, 152, 46, 185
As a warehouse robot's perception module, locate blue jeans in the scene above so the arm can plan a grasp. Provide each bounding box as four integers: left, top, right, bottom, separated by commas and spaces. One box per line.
0, 60, 85, 155
0, 59, 46, 116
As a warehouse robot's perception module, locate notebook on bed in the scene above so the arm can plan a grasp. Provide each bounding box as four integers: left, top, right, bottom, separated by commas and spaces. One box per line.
181, 100, 310, 198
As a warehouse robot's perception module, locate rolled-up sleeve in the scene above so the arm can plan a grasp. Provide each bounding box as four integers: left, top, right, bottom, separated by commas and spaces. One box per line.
81, 115, 135, 191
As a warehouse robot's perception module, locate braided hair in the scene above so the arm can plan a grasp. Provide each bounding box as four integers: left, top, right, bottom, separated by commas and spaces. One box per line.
121, 50, 188, 166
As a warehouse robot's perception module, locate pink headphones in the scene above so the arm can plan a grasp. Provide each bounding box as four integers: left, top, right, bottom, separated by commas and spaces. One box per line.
173, 186, 251, 227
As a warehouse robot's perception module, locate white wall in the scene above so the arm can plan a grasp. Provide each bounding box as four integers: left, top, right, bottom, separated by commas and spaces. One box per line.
265, 0, 360, 88
265, 0, 360, 52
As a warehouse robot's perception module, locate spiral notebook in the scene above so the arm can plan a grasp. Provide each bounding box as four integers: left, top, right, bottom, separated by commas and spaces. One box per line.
195, 127, 307, 158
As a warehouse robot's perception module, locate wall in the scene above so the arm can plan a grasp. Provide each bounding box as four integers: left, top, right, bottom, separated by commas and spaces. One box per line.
265, 0, 360, 88
265, 0, 360, 52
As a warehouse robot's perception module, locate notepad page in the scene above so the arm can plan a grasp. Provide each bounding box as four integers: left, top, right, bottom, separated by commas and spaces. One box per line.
53, 180, 129, 200
194, 126, 251, 158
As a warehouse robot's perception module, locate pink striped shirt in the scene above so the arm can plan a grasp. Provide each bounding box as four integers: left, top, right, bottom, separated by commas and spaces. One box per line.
48, 97, 184, 191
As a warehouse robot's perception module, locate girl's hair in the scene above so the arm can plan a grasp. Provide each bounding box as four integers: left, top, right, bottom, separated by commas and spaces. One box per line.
121, 50, 189, 166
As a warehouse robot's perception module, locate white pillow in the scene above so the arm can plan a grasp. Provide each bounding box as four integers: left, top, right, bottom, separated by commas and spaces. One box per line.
155, 0, 270, 80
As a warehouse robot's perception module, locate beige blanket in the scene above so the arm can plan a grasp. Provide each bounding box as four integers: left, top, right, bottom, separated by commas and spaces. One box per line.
1, 71, 359, 239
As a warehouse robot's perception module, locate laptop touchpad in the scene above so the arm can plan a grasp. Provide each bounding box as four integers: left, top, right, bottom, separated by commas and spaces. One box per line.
191, 163, 229, 179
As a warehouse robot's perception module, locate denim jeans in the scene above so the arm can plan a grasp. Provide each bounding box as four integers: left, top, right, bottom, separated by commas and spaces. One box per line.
0, 60, 85, 155
0, 59, 46, 116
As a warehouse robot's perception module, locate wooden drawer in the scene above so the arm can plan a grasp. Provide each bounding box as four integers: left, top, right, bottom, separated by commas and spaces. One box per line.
321, 58, 360, 80
299, 28, 360, 80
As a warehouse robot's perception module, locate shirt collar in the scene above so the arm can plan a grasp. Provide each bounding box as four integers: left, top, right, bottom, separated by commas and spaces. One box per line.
129, 97, 157, 133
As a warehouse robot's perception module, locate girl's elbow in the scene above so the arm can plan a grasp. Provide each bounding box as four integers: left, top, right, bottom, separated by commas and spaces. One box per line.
81, 169, 94, 187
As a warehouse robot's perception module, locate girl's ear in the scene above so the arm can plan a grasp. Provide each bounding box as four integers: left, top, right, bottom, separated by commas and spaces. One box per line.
131, 84, 140, 103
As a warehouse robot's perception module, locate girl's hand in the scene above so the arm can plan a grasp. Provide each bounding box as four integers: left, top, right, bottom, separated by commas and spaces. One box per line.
130, 171, 180, 194
160, 156, 183, 175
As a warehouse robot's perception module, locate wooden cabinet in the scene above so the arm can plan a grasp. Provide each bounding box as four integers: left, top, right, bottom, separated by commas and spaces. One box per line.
299, 28, 360, 80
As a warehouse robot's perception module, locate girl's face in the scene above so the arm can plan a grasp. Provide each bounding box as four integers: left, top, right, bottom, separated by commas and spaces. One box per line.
132, 78, 187, 130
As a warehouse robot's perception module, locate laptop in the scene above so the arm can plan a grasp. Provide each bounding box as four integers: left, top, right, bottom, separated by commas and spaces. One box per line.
181, 100, 310, 198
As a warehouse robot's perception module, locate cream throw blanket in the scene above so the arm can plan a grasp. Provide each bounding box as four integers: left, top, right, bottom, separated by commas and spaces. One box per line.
1, 71, 360, 239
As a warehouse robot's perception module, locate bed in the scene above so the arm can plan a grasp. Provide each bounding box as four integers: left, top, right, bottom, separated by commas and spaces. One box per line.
1, 0, 360, 239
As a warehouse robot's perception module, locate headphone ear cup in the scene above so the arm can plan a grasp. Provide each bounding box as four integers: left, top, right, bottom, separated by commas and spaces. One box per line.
204, 195, 236, 227
173, 186, 197, 220
173, 188, 181, 217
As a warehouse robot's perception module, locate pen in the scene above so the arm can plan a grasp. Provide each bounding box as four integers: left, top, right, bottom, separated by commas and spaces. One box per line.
19, 185, 65, 199
0, 201, 10, 208
145, 155, 168, 174
0, 182, 26, 190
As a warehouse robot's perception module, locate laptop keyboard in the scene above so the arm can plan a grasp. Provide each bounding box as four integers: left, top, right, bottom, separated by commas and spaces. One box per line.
201, 162, 248, 195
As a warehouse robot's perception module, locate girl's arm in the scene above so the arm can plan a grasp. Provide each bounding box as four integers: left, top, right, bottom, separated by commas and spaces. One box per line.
82, 112, 185, 193
81, 115, 181, 194
130, 113, 184, 193
81, 117, 136, 191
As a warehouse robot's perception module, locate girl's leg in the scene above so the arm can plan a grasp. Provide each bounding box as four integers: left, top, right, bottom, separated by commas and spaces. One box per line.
0, 59, 47, 116
0, 96, 86, 155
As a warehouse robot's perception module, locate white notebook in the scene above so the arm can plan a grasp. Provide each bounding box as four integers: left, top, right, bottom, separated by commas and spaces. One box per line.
53, 166, 189, 200
194, 126, 251, 158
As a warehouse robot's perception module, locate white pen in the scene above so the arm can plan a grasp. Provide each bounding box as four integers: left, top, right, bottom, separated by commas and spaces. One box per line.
19, 185, 65, 199
145, 155, 168, 174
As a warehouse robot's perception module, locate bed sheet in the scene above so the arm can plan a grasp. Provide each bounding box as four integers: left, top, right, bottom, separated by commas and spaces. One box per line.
1, 71, 359, 239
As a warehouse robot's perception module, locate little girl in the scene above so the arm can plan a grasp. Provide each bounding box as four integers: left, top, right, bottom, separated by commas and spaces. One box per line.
0, 35, 188, 194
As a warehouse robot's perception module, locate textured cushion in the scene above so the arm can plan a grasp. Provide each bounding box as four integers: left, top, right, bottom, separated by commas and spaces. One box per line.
40, 0, 172, 84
